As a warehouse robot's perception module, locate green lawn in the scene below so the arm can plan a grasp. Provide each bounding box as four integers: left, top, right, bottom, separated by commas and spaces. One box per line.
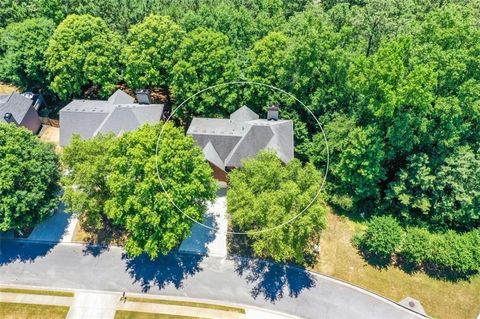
314, 211, 480, 319
115, 311, 207, 319
126, 297, 245, 314
0, 302, 69, 319
0, 288, 74, 297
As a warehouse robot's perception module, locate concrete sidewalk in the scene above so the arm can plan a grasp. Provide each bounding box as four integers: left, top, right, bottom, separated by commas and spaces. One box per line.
67, 292, 120, 319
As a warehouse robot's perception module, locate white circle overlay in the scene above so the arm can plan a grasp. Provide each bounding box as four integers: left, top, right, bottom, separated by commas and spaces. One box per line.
155, 81, 329, 235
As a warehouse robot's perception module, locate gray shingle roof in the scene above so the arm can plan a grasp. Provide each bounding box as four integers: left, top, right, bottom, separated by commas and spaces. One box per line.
60, 90, 164, 146
108, 89, 135, 104
0, 92, 34, 124
187, 106, 294, 170
202, 141, 225, 172
94, 104, 163, 136
230, 105, 259, 121
187, 118, 245, 136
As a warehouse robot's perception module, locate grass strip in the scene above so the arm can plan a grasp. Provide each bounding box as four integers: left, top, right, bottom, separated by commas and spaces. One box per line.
0, 287, 74, 297
115, 310, 208, 319
0, 302, 69, 319
126, 297, 245, 314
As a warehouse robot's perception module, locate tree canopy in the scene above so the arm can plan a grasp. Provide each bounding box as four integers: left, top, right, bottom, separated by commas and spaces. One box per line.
227, 151, 327, 265
62, 123, 217, 258
122, 15, 185, 92
171, 27, 240, 119
0, 18, 55, 91
45, 14, 122, 100
0, 124, 60, 232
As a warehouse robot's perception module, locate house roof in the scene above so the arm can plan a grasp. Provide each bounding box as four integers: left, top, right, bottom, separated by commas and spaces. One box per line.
202, 141, 226, 172
187, 106, 294, 170
108, 89, 135, 104
0, 92, 34, 124
60, 90, 164, 146
94, 104, 164, 136
230, 105, 259, 121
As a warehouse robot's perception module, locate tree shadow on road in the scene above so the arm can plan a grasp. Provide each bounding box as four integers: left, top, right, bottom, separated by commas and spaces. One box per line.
82, 243, 110, 257
232, 256, 316, 303
0, 241, 57, 266
122, 252, 204, 293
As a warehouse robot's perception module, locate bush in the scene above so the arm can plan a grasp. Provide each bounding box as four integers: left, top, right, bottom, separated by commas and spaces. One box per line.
355, 219, 480, 278
356, 216, 404, 261
426, 230, 480, 277
400, 227, 433, 265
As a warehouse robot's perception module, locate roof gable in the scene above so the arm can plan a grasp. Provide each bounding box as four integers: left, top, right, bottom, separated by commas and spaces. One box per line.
202, 141, 225, 171
229, 106, 259, 121
108, 89, 135, 105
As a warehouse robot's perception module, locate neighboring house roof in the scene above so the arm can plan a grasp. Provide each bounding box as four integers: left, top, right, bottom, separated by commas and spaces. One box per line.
0, 92, 34, 124
59, 90, 164, 146
187, 106, 294, 171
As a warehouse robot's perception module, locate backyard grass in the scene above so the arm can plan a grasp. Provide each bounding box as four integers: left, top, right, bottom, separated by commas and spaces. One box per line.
115, 311, 207, 319
0, 302, 69, 319
314, 210, 480, 319
126, 297, 245, 314
0, 287, 74, 297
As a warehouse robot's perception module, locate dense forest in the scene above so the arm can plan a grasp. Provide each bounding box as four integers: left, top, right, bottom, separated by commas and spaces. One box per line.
1, 0, 479, 272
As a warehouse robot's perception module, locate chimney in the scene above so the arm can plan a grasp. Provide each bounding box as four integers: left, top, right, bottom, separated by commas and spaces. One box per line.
136, 89, 152, 104
3, 113, 17, 125
267, 105, 279, 121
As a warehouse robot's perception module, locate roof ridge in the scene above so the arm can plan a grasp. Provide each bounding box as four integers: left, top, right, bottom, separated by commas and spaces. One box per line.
224, 124, 254, 165
93, 110, 114, 137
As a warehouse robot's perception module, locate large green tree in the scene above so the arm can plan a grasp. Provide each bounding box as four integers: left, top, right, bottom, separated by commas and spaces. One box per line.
122, 15, 185, 92
62, 133, 117, 230
0, 18, 55, 91
171, 28, 240, 119
62, 123, 217, 258
228, 151, 327, 265
244, 31, 290, 111
45, 14, 122, 100
387, 147, 480, 230
0, 124, 60, 232
180, 2, 259, 50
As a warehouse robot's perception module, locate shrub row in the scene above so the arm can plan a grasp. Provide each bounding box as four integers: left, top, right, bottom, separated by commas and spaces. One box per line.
355, 216, 480, 277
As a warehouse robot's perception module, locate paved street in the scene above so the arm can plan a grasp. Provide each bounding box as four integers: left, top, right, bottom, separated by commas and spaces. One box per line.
0, 241, 423, 319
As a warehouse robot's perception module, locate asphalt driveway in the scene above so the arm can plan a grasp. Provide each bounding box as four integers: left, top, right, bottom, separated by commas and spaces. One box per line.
26, 204, 77, 243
